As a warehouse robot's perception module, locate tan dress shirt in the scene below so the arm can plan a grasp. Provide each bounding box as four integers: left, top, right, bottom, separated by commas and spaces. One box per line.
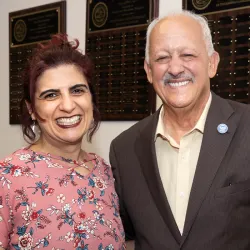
155, 94, 212, 234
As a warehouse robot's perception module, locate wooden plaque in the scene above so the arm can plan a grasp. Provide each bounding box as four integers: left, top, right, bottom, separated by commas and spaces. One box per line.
183, 0, 250, 104
86, 0, 159, 121
9, 1, 66, 124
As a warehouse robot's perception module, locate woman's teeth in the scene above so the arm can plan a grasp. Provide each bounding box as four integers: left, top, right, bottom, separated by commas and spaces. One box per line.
56, 116, 81, 126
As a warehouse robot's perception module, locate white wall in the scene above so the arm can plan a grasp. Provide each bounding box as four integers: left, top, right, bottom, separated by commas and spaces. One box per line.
0, 0, 182, 162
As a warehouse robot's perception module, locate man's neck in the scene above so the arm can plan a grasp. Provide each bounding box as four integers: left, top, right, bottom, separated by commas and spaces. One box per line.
162, 99, 209, 144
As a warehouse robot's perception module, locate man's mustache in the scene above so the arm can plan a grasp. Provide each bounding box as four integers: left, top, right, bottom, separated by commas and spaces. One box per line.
163, 73, 195, 85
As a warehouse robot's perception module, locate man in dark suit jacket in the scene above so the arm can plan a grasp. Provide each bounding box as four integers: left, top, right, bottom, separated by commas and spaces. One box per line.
110, 10, 250, 250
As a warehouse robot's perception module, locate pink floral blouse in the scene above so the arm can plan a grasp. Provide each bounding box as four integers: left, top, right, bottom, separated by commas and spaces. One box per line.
0, 148, 125, 250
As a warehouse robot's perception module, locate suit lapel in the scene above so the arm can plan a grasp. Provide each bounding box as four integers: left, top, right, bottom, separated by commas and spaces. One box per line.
181, 94, 241, 244
135, 109, 182, 244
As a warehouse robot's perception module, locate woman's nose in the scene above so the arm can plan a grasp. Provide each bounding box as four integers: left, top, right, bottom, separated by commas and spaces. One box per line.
59, 95, 76, 113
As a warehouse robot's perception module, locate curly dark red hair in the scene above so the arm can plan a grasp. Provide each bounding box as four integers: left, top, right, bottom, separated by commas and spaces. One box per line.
20, 34, 100, 143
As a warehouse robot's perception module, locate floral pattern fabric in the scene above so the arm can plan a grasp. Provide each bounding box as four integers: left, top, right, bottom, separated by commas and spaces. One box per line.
0, 148, 125, 250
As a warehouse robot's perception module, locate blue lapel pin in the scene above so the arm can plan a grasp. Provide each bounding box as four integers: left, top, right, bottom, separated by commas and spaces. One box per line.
217, 123, 228, 134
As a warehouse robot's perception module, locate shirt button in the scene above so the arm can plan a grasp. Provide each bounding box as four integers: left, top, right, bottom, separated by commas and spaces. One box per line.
180, 192, 185, 197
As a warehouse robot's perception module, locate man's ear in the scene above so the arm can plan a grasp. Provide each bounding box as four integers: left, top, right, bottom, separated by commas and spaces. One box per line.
144, 60, 153, 84
25, 101, 36, 120
208, 51, 220, 78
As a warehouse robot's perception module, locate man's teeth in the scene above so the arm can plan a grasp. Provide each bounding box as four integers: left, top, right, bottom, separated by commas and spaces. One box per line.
168, 81, 189, 87
56, 116, 81, 125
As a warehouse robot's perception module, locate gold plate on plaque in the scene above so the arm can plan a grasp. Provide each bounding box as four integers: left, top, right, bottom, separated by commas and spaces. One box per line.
14, 19, 27, 42
92, 2, 108, 28
192, 0, 212, 10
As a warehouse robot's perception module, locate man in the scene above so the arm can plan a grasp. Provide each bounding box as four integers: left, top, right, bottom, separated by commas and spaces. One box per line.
110, 10, 250, 250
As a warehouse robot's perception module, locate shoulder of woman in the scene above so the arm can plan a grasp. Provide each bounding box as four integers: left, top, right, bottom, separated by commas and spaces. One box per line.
88, 153, 110, 168
0, 148, 32, 176
0, 148, 26, 163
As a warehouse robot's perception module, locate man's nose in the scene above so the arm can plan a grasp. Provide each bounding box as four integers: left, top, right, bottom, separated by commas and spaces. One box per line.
167, 56, 185, 76
59, 95, 76, 113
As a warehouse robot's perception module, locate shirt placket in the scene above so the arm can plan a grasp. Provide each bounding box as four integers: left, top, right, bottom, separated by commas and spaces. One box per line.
176, 136, 190, 234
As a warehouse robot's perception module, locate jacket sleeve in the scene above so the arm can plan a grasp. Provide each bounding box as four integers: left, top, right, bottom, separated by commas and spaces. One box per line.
109, 140, 135, 241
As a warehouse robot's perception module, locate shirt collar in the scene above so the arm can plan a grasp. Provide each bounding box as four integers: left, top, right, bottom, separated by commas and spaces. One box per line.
155, 92, 212, 140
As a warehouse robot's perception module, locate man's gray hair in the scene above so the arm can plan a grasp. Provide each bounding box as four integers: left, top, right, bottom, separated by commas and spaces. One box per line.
145, 10, 214, 63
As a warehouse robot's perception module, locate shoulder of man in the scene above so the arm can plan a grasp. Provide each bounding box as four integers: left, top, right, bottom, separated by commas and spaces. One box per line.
212, 92, 250, 116
226, 98, 250, 115
113, 109, 160, 144
216, 96, 250, 131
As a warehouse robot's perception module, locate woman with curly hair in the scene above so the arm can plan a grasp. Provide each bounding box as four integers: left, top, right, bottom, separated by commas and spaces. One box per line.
0, 34, 125, 250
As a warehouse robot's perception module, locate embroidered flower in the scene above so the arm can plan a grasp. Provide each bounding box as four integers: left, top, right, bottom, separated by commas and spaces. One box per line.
73, 237, 81, 248
74, 222, 87, 234
78, 212, 86, 219
65, 232, 74, 242
93, 211, 100, 220
57, 194, 65, 203
22, 210, 31, 221
47, 161, 63, 168
106, 220, 113, 229
93, 177, 107, 191
63, 203, 71, 212
0, 176, 11, 189
18, 154, 31, 161
35, 155, 45, 161
11, 166, 22, 177
106, 245, 114, 250
0, 162, 8, 167
88, 190, 95, 201
45, 187, 55, 196
48, 233, 52, 240
18, 233, 33, 250
30, 211, 39, 220
96, 202, 103, 211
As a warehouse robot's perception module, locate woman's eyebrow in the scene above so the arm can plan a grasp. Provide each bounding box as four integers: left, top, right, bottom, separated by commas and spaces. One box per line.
38, 84, 89, 98
39, 89, 59, 98
70, 83, 89, 91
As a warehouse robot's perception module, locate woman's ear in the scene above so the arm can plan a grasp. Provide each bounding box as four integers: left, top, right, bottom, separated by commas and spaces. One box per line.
25, 101, 36, 120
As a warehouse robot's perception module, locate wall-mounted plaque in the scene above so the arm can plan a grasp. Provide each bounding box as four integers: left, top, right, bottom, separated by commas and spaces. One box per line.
183, 0, 250, 14
9, 1, 66, 124
183, 0, 250, 104
86, 0, 159, 121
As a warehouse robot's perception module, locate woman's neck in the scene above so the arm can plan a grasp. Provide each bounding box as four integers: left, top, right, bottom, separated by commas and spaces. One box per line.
30, 137, 84, 161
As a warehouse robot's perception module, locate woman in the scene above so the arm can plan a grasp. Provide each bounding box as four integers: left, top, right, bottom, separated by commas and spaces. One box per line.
0, 34, 125, 250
